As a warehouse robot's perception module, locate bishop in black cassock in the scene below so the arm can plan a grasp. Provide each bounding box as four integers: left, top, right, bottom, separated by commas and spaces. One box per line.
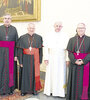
66, 23, 90, 100
0, 14, 18, 95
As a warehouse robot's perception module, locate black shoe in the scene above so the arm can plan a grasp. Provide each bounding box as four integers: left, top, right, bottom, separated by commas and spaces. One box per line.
33, 91, 38, 95
2, 93, 6, 95
50, 93, 52, 96
9, 92, 13, 95
21, 93, 25, 96
9, 87, 13, 95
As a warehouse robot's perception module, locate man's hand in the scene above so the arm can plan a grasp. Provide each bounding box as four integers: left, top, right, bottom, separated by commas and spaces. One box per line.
75, 59, 84, 65
66, 61, 70, 67
75, 59, 79, 65
20, 64, 23, 67
44, 60, 49, 66
78, 59, 84, 65
14, 57, 17, 61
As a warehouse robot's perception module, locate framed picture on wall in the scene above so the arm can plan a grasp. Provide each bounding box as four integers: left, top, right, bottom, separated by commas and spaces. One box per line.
0, 0, 41, 22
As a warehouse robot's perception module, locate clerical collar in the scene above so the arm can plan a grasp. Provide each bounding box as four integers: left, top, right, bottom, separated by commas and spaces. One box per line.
77, 34, 85, 38
4, 24, 10, 28
28, 33, 35, 37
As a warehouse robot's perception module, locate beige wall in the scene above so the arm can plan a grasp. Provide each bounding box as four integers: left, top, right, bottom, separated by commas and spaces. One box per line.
0, 0, 90, 71
1, 0, 90, 37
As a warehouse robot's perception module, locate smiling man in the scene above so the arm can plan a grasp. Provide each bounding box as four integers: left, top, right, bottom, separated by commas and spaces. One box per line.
17, 23, 43, 96
44, 21, 69, 97
0, 14, 18, 95
66, 23, 90, 100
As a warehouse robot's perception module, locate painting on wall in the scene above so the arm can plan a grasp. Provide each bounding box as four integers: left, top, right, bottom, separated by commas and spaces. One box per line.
0, 0, 41, 22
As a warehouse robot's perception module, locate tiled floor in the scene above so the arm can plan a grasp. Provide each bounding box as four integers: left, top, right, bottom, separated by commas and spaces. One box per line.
0, 90, 66, 100
27, 92, 66, 100
0, 71, 66, 100
28, 71, 66, 100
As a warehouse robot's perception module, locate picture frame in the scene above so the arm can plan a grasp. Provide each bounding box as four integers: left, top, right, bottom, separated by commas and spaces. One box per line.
0, 0, 41, 22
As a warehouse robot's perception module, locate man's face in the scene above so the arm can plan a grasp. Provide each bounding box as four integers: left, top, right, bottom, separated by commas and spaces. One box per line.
3, 15, 11, 27
54, 22, 63, 32
77, 23, 86, 36
27, 24, 35, 34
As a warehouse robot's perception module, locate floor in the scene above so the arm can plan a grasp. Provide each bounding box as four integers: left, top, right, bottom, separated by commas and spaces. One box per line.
0, 90, 66, 100
26, 92, 66, 100
26, 71, 66, 100
0, 71, 66, 100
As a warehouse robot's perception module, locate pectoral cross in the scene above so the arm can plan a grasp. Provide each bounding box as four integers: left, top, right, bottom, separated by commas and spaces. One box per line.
76, 50, 80, 55
29, 46, 32, 51
6, 36, 9, 40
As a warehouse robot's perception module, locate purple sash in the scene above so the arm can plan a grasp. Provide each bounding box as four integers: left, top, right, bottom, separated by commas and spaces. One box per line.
74, 53, 89, 100
0, 41, 15, 87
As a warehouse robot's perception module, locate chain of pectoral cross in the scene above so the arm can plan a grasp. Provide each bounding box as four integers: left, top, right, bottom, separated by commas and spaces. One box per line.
28, 36, 34, 51
76, 35, 85, 55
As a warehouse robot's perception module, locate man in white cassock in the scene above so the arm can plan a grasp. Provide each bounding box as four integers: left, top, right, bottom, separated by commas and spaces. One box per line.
43, 21, 70, 97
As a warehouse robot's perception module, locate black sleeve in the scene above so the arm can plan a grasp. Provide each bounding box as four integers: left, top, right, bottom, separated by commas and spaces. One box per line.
39, 47, 43, 64
39, 36, 43, 64
67, 39, 77, 64
68, 52, 77, 64
83, 37, 90, 65
17, 48, 23, 64
14, 29, 18, 57
82, 54, 90, 65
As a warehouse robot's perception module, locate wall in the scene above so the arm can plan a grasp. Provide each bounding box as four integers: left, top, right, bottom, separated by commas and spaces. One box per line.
1, 0, 90, 37
40, 0, 90, 37
1, 0, 90, 36
0, 0, 90, 71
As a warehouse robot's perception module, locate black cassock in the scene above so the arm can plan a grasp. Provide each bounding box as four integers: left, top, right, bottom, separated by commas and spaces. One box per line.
66, 35, 90, 100
0, 25, 18, 94
17, 33, 43, 94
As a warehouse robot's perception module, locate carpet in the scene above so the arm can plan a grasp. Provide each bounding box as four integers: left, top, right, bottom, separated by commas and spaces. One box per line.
0, 79, 44, 100
25, 98, 39, 100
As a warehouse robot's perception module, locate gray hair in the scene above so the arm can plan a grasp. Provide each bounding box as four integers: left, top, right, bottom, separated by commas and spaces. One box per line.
3, 13, 12, 19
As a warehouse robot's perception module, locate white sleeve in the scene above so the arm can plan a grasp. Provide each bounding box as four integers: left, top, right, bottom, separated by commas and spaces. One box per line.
65, 50, 70, 61
43, 47, 49, 60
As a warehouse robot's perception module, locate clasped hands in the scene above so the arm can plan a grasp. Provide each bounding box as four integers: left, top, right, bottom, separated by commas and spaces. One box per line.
75, 59, 84, 65
44, 60, 49, 65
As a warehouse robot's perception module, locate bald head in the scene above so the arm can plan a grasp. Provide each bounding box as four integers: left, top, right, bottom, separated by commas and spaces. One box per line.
27, 23, 35, 35
54, 21, 63, 32
27, 23, 35, 28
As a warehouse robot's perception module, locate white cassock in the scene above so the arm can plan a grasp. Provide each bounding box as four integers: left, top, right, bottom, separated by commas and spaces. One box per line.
43, 30, 69, 97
